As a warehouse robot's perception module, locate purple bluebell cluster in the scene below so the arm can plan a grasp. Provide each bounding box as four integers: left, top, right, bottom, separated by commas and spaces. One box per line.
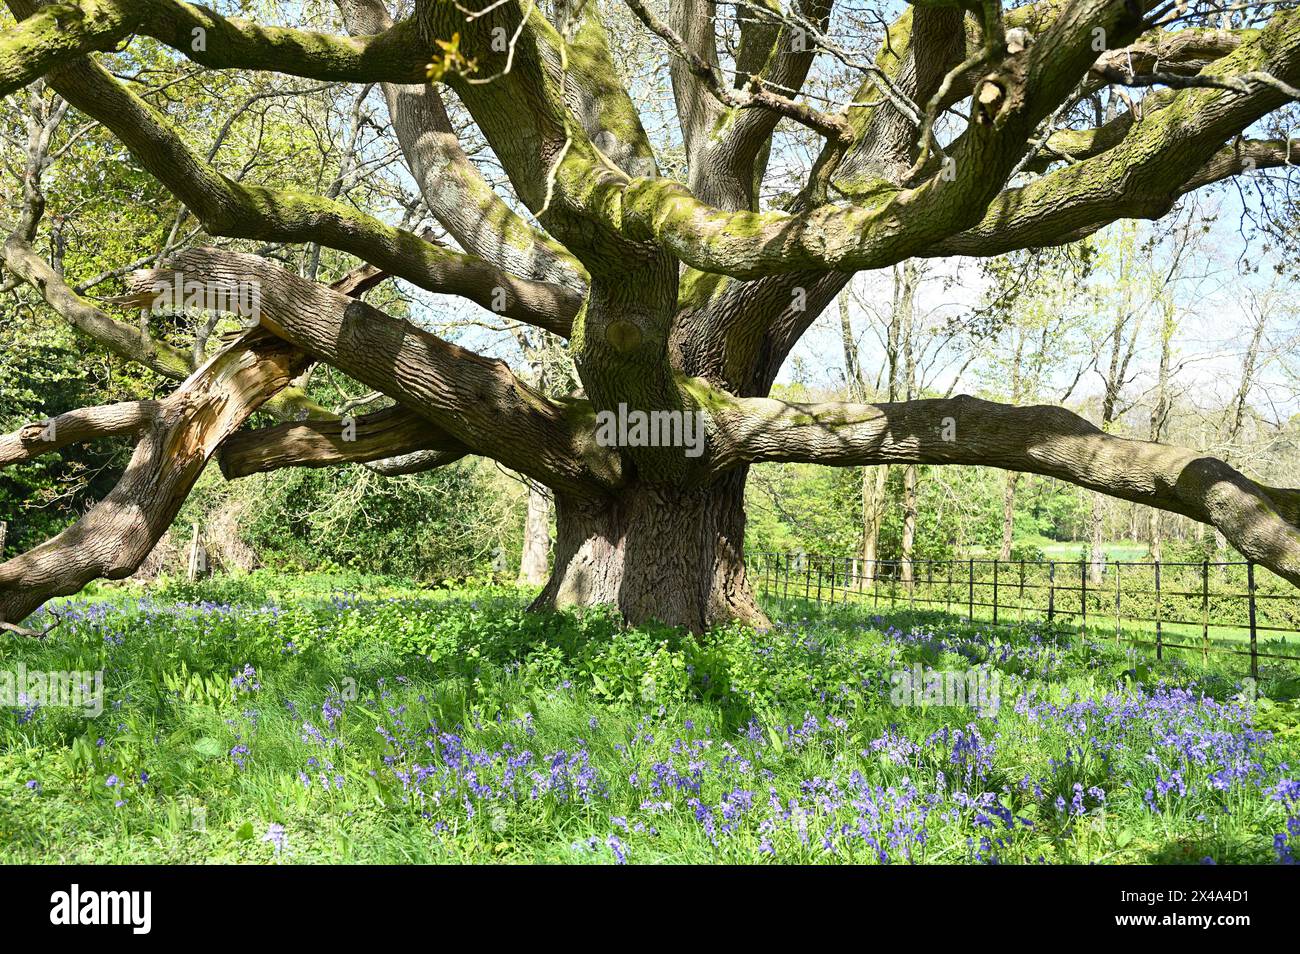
252, 610, 1300, 863
231, 664, 261, 693
15, 591, 1297, 864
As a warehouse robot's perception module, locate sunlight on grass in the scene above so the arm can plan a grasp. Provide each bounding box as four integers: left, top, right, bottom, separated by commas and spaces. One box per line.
1, 573, 1297, 864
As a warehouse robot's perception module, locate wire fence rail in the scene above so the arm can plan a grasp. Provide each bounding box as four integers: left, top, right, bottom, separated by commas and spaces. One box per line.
747, 551, 1300, 679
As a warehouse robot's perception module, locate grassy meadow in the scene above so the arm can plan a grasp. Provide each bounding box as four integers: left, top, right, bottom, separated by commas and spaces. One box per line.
1, 572, 1298, 864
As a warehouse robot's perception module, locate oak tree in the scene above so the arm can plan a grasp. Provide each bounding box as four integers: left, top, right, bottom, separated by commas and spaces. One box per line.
3, 0, 1300, 630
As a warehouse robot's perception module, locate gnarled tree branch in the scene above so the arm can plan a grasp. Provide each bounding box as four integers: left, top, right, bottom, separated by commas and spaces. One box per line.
0, 328, 309, 626
12, 27, 581, 334
116, 247, 621, 495
712, 392, 1300, 586
1, 0, 427, 98
928, 7, 1300, 256
0, 399, 156, 467
218, 404, 465, 478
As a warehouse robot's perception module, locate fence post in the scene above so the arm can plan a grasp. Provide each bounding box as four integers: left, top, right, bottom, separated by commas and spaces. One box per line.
1201, 559, 1210, 666
1019, 558, 1026, 623
804, 555, 812, 602
992, 559, 999, 626
1048, 561, 1056, 623
1079, 559, 1087, 636
1247, 561, 1259, 681
1155, 560, 1163, 661
968, 558, 974, 622
946, 561, 953, 615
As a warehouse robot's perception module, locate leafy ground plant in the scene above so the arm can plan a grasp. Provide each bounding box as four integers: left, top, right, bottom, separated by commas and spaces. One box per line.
0, 576, 1296, 864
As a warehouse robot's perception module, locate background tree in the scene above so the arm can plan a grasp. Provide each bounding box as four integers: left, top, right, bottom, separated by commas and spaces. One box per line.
971, 246, 1090, 560
1083, 221, 1146, 583
839, 258, 974, 582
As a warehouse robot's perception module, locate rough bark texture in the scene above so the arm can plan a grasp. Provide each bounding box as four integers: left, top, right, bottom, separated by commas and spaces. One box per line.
218, 405, 464, 478
535, 470, 766, 630
116, 249, 617, 496
0, 400, 154, 466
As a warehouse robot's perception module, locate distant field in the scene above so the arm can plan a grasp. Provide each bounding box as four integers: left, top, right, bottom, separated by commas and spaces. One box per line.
1038, 541, 1152, 561
965, 540, 1154, 561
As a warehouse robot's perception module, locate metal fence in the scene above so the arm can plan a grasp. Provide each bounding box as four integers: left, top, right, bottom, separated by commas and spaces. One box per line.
747, 552, 1300, 678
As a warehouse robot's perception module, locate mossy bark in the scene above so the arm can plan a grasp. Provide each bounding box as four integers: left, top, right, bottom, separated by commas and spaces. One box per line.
534, 469, 766, 631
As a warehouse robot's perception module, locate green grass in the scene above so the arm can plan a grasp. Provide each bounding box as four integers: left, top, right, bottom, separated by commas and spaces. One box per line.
1035, 540, 1152, 561
1, 573, 1298, 864
965, 538, 1152, 561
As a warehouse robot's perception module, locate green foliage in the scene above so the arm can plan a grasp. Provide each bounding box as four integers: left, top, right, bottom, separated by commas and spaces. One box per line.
1008, 542, 1046, 563
176, 457, 525, 579
0, 316, 140, 554
745, 459, 862, 555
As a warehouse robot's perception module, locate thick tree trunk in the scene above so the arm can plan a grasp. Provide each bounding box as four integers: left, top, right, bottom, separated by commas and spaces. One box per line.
533, 469, 766, 631
518, 483, 551, 586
